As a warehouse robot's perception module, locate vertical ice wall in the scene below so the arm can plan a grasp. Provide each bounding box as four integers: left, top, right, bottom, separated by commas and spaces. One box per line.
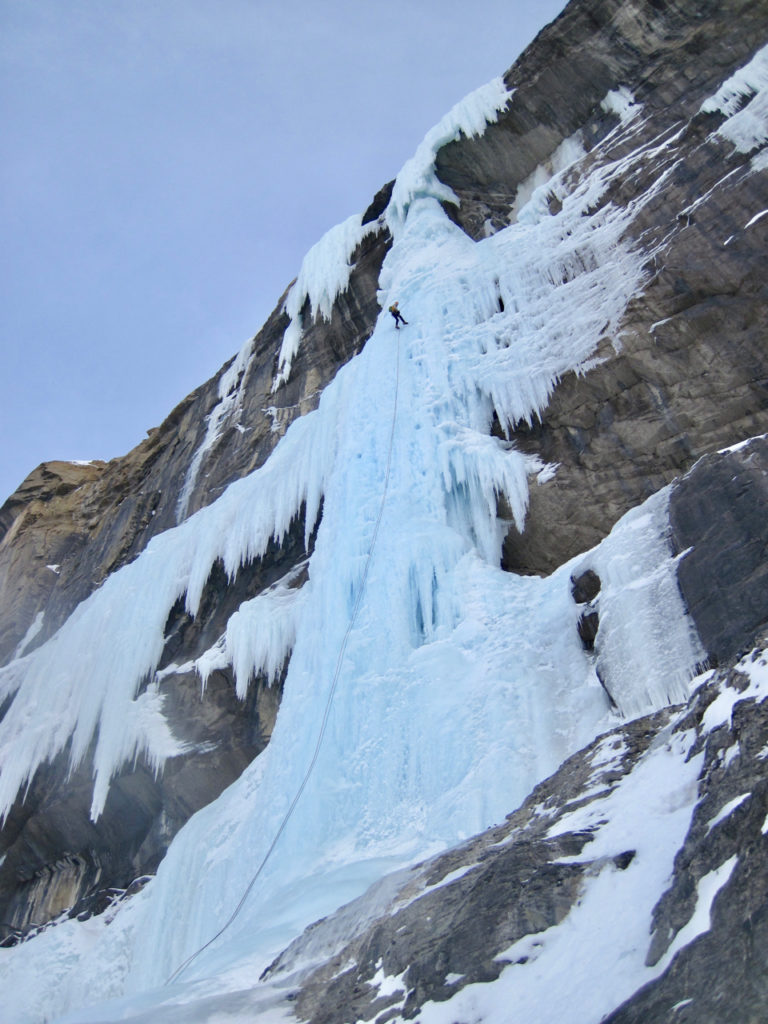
0, 81, 706, 1022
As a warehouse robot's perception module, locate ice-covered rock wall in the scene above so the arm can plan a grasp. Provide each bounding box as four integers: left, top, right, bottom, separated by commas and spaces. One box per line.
1, 1, 768, 1022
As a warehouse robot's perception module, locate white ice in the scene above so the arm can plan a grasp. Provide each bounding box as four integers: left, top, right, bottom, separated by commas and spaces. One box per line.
701, 43, 768, 155
274, 214, 374, 387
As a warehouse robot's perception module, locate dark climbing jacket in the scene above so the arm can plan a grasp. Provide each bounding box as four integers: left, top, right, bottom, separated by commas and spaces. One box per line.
389, 303, 408, 327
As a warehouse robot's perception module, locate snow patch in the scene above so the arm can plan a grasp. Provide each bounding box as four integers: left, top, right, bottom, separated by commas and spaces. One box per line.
703, 656, 768, 732
706, 793, 750, 833
745, 208, 768, 228
601, 86, 641, 123
366, 961, 408, 1000
660, 856, 738, 967
722, 741, 741, 769
719, 432, 768, 455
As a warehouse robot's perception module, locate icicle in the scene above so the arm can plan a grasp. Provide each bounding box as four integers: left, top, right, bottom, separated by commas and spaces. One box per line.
385, 77, 512, 234
699, 43, 768, 167
177, 334, 255, 523
274, 214, 373, 388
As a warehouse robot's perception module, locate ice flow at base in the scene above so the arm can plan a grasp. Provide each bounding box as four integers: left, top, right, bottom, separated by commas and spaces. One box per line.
0, 82, 704, 1021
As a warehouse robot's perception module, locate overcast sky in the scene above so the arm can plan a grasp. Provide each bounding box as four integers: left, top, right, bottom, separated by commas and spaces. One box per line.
1, 0, 566, 505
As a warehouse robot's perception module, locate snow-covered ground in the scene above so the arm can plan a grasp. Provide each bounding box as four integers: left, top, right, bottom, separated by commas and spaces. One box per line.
0, 76, 715, 1024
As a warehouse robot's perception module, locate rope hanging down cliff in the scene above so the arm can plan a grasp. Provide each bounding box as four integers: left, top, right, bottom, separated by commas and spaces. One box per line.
166, 321, 403, 986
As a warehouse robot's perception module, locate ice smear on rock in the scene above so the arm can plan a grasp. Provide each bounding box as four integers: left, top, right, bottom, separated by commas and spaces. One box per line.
579, 489, 706, 718
509, 130, 587, 224
196, 564, 308, 698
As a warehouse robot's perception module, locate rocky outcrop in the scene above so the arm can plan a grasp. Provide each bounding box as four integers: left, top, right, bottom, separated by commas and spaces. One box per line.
670, 436, 768, 667
604, 661, 768, 1023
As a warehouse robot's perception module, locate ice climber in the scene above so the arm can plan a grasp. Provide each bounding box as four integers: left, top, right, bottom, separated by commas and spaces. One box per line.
389, 302, 408, 328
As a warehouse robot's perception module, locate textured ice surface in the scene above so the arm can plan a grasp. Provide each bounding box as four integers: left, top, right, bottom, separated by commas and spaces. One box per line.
583, 488, 705, 718
386, 77, 512, 234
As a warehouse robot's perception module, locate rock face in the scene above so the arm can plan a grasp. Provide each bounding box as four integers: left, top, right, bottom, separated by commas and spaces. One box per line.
0, 3, 767, 1020
670, 437, 768, 667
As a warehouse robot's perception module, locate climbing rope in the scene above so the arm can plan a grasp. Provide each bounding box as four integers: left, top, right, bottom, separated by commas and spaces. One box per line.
167, 327, 401, 985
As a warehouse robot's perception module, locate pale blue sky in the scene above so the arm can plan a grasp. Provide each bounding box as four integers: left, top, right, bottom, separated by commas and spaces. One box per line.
1, 0, 566, 504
